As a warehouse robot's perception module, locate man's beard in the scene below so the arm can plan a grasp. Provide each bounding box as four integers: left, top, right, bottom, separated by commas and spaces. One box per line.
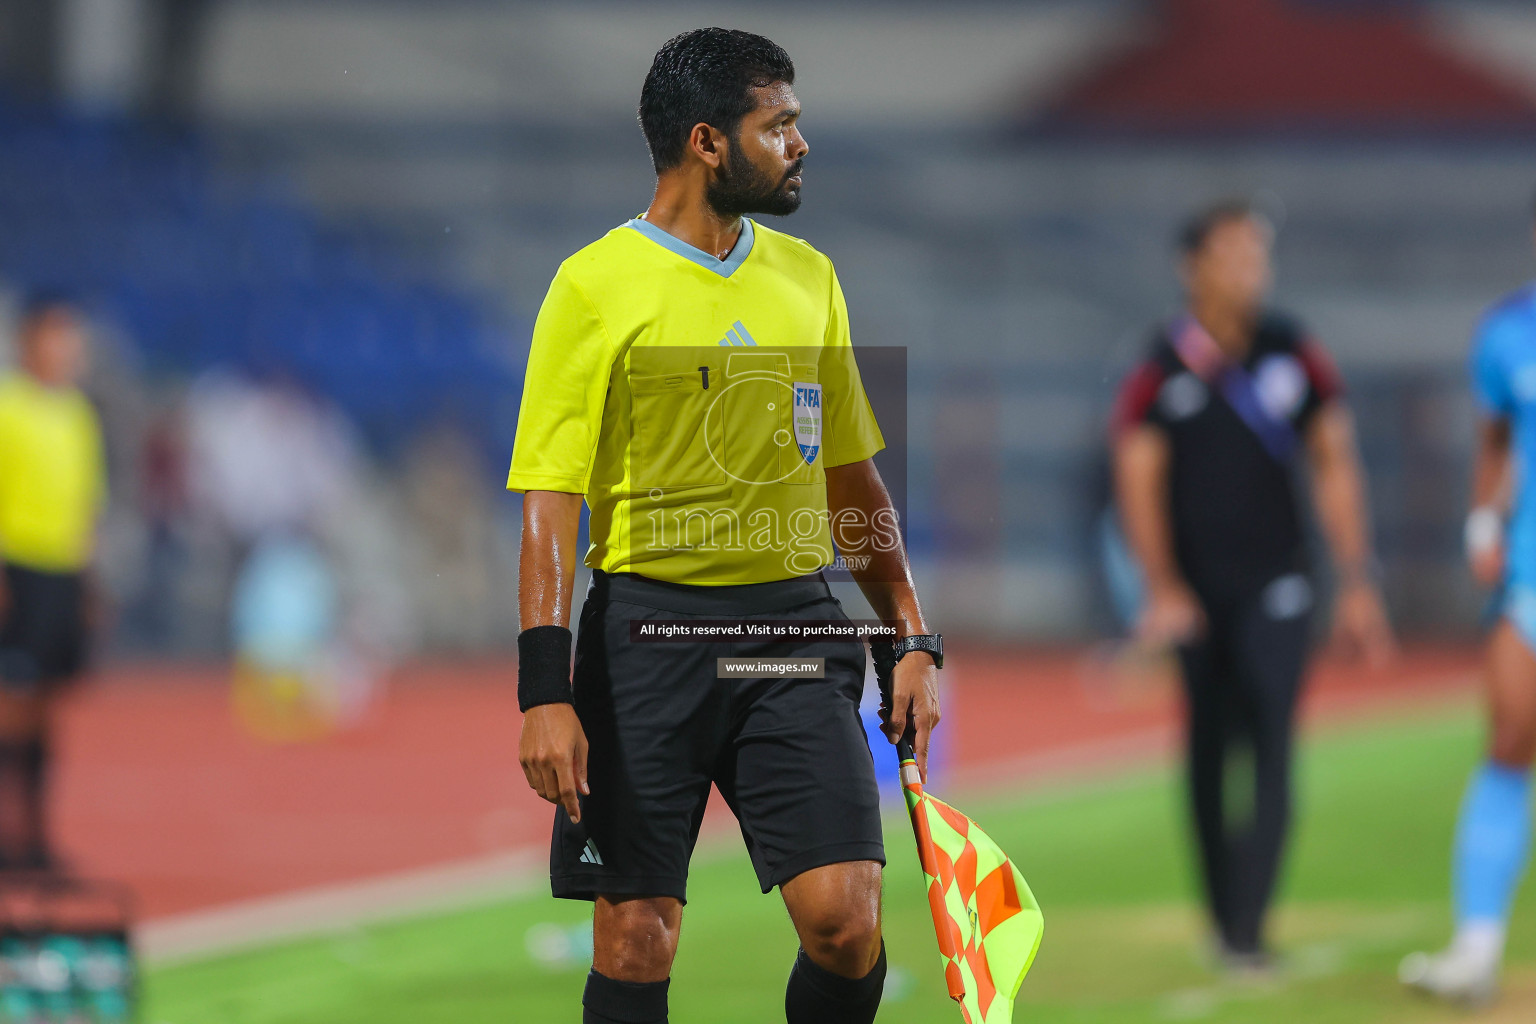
707, 146, 803, 218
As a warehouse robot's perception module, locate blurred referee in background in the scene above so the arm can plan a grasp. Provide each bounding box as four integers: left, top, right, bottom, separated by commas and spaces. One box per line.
508, 29, 939, 1024
0, 296, 105, 871
1111, 201, 1393, 970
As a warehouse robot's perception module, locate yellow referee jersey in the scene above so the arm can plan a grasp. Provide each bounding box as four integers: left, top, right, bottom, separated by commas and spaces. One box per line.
0, 372, 105, 573
508, 217, 885, 585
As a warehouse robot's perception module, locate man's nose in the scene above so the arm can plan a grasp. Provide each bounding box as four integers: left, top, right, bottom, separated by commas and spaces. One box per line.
791, 129, 809, 162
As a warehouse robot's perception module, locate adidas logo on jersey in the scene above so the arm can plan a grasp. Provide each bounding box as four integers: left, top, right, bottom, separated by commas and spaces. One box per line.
578, 840, 604, 866
717, 320, 757, 347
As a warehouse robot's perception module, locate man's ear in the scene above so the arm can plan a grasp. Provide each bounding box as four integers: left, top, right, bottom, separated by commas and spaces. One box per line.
687, 122, 727, 171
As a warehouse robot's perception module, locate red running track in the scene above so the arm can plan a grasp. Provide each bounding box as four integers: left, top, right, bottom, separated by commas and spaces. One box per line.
50, 648, 1478, 920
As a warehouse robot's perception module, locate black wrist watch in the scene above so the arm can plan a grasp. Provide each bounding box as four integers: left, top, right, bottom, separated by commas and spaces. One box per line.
893, 633, 943, 669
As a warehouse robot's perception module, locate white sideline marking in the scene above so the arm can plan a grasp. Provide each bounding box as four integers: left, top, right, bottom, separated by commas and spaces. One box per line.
138, 848, 544, 966
138, 682, 1473, 966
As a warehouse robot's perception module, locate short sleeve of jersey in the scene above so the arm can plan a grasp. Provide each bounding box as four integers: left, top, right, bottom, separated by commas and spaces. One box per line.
1110, 359, 1170, 437
506, 267, 615, 494
1471, 310, 1517, 417
819, 269, 885, 468
1293, 335, 1344, 429
83, 399, 107, 511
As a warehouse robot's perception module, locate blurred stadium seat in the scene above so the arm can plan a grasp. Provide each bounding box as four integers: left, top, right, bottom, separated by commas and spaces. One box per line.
0, 95, 525, 464
2, 0, 1534, 648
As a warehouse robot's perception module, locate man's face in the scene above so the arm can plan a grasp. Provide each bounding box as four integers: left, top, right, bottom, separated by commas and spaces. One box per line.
706, 82, 808, 218
1184, 216, 1274, 314
20, 308, 89, 389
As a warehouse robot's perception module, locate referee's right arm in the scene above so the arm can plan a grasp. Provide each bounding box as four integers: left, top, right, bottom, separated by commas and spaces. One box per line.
1111, 365, 1206, 647
508, 266, 612, 824
518, 490, 589, 823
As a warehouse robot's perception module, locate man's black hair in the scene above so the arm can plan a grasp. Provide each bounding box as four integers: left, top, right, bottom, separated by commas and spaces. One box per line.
19, 287, 72, 317
1178, 199, 1264, 257
639, 28, 795, 174
17, 290, 74, 330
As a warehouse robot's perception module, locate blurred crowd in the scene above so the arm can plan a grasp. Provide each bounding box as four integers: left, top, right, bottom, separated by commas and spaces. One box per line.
0, 288, 522, 664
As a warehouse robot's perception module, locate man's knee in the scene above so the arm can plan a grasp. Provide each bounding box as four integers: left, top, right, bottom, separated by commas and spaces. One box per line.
593, 895, 682, 982
799, 905, 882, 976
1489, 702, 1536, 767
1490, 723, 1536, 768
1488, 622, 1536, 766
784, 863, 883, 977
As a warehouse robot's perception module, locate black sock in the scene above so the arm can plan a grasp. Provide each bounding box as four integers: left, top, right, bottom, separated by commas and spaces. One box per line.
785, 943, 886, 1024
582, 970, 669, 1024
19, 739, 48, 866
0, 742, 33, 868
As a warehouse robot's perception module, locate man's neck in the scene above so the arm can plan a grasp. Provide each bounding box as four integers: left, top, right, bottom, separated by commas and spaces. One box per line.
18, 365, 61, 391
1189, 298, 1256, 359
643, 175, 742, 261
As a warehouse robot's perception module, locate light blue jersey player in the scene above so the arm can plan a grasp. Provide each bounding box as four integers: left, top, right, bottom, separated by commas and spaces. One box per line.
1402, 280, 1536, 1006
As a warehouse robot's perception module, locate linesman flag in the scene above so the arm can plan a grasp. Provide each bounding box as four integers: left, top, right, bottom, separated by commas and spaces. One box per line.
898, 742, 1044, 1022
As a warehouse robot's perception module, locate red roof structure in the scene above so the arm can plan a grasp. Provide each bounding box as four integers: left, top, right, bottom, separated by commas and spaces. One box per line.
1043, 0, 1536, 133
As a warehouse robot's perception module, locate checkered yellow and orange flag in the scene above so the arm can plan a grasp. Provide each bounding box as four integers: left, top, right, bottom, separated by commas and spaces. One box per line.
900, 744, 1044, 1023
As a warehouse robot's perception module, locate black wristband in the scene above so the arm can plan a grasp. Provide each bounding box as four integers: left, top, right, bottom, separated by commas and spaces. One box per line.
518, 625, 574, 713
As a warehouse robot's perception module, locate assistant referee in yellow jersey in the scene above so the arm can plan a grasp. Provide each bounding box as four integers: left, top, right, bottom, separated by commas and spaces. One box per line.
508, 29, 941, 1024
0, 296, 106, 871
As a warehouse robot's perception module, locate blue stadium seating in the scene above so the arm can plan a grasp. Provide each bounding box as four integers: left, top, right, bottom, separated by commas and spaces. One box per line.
0, 98, 525, 461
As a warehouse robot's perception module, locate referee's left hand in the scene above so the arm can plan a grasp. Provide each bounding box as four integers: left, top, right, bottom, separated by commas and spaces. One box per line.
884, 654, 941, 782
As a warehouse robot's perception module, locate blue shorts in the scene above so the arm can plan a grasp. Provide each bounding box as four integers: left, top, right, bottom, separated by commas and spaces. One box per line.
1503, 583, 1536, 654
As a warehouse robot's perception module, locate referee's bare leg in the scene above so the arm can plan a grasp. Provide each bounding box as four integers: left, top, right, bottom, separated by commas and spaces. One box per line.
0, 687, 50, 868
592, 893, 682, 984
781, 862, 883, 978
587, 870, 884, 1010
781, 860, 885, 1013
588, 861, 885, 1006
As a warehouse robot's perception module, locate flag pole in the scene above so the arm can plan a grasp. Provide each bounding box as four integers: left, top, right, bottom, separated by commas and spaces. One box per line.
896, 737, 969, 1003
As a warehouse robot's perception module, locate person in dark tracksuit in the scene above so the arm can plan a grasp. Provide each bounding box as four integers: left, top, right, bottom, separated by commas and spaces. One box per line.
1111, 200, 1394, 970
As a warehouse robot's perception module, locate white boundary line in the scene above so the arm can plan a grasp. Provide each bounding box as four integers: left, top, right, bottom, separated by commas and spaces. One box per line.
138, 680, 1475, 967
139, 848, 544, 966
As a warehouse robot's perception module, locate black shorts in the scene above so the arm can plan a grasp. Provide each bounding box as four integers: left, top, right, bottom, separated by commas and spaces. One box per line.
0, 565, 87, 692
551, 570, 884, 903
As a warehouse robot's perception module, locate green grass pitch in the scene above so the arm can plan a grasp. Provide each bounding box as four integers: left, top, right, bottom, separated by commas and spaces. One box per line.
145, 705, 1536, 1023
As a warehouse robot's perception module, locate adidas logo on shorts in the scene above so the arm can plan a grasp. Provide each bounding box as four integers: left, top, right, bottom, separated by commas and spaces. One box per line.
578, 840, 604, 866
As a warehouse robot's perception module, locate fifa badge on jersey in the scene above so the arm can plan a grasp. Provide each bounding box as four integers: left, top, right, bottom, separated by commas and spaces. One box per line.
793, 382, 822, 465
